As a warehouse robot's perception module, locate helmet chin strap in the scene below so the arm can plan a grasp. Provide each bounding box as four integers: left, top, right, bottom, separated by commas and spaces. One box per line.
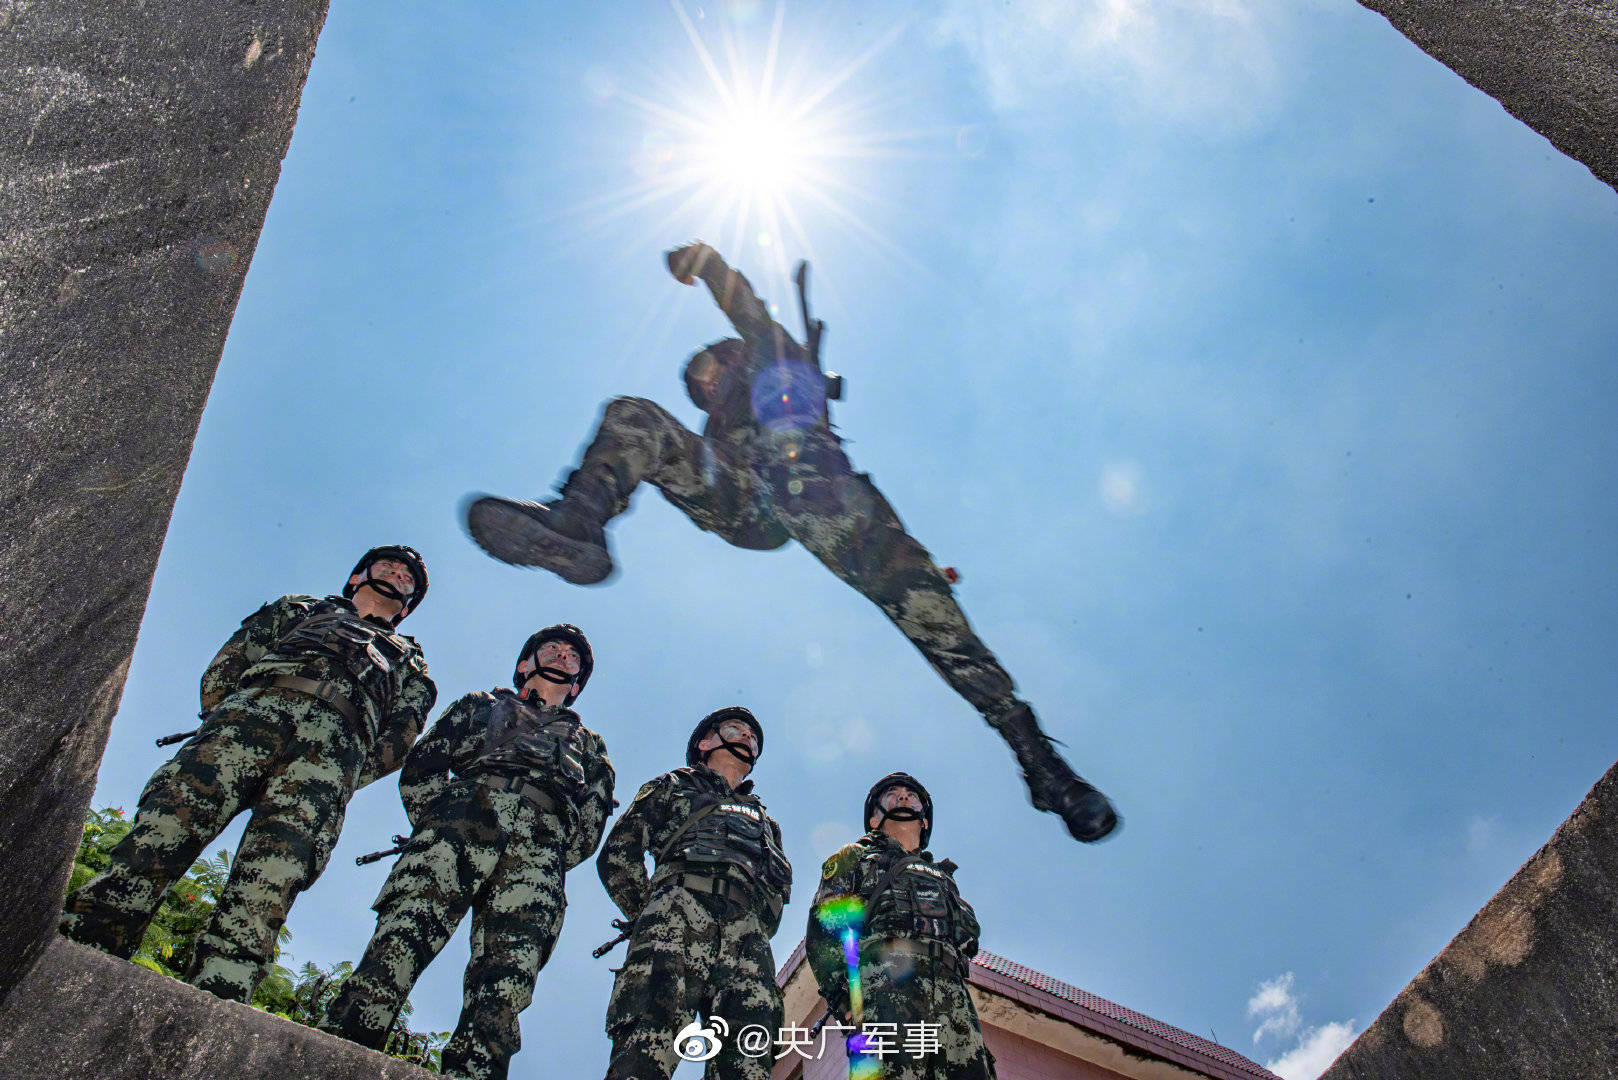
875, 806, 924, 829
702, 736, 757, 768
534, 665, 575, 685
357, 566, 414, 621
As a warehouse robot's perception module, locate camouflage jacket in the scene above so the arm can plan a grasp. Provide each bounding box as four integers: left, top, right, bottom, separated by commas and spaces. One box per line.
199, 594, 436, 788
807, 831, 981, 1017
598, 764, 791, 933
398, 690, 615, 870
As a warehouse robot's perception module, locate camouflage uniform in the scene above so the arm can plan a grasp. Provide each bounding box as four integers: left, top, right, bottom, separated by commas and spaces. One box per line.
323, 689, 614, 1080
807, 833, 995, 1080
571, 250, 1016, 721
61, 594, 436, 1002
470, 248, 1116, 841
598, 764, 792, 1080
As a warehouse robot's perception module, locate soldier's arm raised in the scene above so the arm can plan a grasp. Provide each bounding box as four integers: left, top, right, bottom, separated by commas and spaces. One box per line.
564, 733, 617, 869
198, 597, 289, 713
396, 693, 479, 827
357, 660, 438, 789
596, 776, 664, 921
667, 241, 791, 354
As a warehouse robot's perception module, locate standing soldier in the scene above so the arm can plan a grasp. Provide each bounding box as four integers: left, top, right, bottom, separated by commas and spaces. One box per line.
807, 773, 995, 1080
61, 546, 436, 1003
322, 624, 614, 1080
465, 241, 1117, 844
597, 706, 792, 1080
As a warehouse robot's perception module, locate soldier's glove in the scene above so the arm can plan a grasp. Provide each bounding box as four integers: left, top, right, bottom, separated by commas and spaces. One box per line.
667, 241, 719, 285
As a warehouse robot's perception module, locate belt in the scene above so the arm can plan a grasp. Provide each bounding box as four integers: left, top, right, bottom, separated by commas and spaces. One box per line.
475, 773, 561, 814
256, 674, 362, 725
873, 938, 966, 976
666, 871, 784, 923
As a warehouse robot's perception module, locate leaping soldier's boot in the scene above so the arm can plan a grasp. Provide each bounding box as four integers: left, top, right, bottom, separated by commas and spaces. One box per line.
994, 702, 1119, 842
465, 469, 617, 585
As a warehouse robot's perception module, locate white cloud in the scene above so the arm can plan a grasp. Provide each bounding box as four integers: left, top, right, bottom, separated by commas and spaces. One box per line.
1265, 1020, 1355, 1080
932, 0, 1289, 131
1248, 971, 1302, 1042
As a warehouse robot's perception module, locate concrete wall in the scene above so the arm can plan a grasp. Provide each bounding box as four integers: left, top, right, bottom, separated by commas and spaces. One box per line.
0, 0, 329, 1001
0, 938, 431, 1080
1320, 759, 1618, 1080
983, 1025, 1134, 1080
1357, 0, 1618, 194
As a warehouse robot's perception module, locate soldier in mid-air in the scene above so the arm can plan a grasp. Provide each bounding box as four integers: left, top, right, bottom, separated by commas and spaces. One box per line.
323, 624, 614, 1080
61, 546, 436, 1003
808, 773, 996, 1080
596, 706, 791, 1080
466, 241, 1117, 843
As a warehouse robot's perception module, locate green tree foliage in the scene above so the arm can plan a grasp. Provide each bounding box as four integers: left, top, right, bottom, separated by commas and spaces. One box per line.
68, 807, 449, 1069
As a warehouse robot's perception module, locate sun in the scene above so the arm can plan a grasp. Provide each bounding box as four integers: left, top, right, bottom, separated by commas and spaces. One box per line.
568, 0, 915, 297
697, 100, 813, 201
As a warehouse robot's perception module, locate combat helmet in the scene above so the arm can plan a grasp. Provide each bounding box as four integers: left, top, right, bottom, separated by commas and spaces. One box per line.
687, 705, 763, 769
683, 337, 747, 412
344, 545, 428, 625
864, 772, 933, 848
514, 624, 594, 706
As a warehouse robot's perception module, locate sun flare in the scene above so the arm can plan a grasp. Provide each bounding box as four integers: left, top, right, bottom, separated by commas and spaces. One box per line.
696, 100, 814, 201
569, 0, 916, 301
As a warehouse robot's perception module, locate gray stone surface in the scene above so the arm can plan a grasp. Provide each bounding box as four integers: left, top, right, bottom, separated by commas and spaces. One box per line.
0, 938, 434, 1080
0, 0, 329, 1001
1320, 758, 1618, 1080
1358, 0, 1618, 194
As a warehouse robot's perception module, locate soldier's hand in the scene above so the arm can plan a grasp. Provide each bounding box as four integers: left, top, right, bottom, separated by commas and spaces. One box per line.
666, 241, 718, 285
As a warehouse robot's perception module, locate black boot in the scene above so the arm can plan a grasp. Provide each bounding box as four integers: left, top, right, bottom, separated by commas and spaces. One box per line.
994, 703, 1119, 843
464, 470, 617, 585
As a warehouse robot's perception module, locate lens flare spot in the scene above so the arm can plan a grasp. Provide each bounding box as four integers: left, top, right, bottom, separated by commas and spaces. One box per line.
751, 359, 825, 431
1100, 460, 1145, 515
815, 895, 866, 932
193, 238, 237, 274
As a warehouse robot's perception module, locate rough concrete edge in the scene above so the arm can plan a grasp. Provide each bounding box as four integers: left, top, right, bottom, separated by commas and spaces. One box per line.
1356, 0, 1618, 195
0, 0, 332, 1001
0, 937, 434, 1080
1319, 757, 1618, 1079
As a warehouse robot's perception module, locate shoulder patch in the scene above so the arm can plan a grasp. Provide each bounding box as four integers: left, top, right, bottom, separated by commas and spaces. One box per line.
821, 844, 861, 881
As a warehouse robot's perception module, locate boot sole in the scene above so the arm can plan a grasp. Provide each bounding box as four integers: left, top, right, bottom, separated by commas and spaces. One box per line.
464, 496, 613, 585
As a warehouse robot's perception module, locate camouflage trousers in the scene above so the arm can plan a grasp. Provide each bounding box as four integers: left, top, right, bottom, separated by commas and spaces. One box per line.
604, 879, 782, 1080
324, 781, 567, 1080
60, 686, 363, 1001
581, 397, 1017, 720
847, 950, 996, 1080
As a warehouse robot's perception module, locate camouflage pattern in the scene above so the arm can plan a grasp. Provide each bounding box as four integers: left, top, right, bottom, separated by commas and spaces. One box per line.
323, 689, 614, 1080
60, 594, 436, 1002
572, 248, 1018, 724
807, 832, 996, 1080
598, 765, 790, 1080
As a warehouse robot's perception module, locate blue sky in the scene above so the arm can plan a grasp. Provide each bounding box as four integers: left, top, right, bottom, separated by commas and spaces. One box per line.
93, 2, 1618, 1077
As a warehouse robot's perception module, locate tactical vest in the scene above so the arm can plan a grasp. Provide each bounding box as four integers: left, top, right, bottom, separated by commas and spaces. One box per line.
660, 791, 792, 896
269, 605, 417, 712
866, 856, 965, 948
465, 693, 587, 799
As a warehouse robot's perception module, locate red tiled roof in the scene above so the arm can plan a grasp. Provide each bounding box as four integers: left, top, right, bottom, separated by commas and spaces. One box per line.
969, 950, 1281, 1080
776, 941, 1280, 1080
